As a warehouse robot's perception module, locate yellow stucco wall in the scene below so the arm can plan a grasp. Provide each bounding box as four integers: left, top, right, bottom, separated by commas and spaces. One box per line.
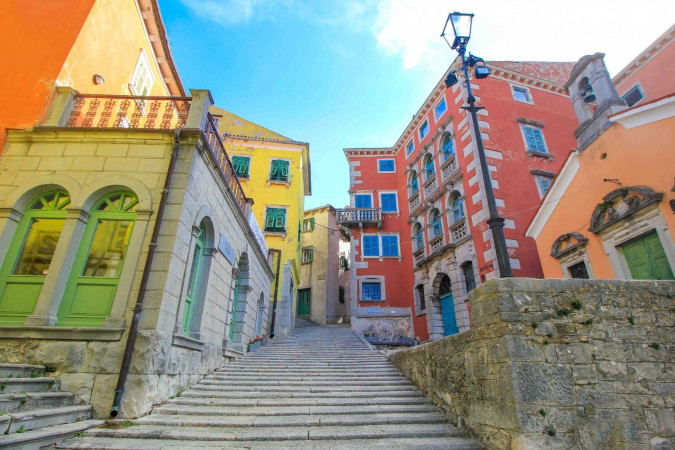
56, 0, 171, 97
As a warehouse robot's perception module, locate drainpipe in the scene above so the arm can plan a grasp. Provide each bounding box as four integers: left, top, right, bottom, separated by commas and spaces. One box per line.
110, 129, 182, 417
268, 249, 282, 338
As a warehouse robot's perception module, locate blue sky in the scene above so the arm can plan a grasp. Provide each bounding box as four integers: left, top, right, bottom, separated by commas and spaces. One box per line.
158, 0, 674, 209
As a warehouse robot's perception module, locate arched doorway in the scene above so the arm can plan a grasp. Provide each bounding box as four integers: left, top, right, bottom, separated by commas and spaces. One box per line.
438, 274, 458, 336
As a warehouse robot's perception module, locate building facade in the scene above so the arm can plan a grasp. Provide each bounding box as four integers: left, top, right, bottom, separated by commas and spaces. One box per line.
526, 29, 675, 281
340, 59, 579, 341
212, 107, 311, 337
0, 0, 274, 422
299, 205, 350, 325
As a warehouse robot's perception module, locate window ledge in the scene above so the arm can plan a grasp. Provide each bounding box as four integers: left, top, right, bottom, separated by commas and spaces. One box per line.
267, 179, 290, 187
0, 326, 124, 341
264, 231, 287, 238
360, 299, 385, 303
415, 309, 427, 317
527, 151, 553, 161
382, 211, 400, 215
172, 333, 206, 352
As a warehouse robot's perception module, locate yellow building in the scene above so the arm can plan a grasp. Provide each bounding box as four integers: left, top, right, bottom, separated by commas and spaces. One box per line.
211, 107, 311, 336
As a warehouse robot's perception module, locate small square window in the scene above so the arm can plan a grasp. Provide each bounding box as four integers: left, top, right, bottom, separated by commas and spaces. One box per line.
622, 85, 644, 107
354, 194, 372, 208
435, 99, 447, 120
420, 121, 430, 140
512, 86, 532, 103
231, 156, 250, 178
380, 193, 398, 213
264, 207, 286, 232
362, 282, 382, 301
406, 140, 414, 158
378, 159, 395, 172
363, 236, 379, 257
301, 247, 313, 264
269, 160, 289, 182
302, 218, 314, 232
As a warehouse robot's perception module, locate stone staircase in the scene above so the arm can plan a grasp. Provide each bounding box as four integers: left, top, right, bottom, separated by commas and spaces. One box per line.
58, 324, 481, 449
0, 363, 104, 449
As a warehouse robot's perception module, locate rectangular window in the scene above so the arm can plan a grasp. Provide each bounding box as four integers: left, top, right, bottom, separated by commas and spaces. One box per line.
339, 255, 349, 271
269, 160, 290, 182
435, 99, 447, 120
363, 236, 379, 257
622, 85, 644, 107
463, 262, 476, 293
535, 175, 553, 198
512, 86, 532, 103
362, 282, 382, 301
380, 193, 398, 213
378, 159, 395, 172
406, 140, 414, 158
523, 126, 548, 154
301, 247, 313, 264
354, 194, 372, 208
381, 235, 399, 257
302, 218, 314, 232
231, 156, 250, 178
130, 51, 154, 97
264, 208, 286, 232
419, 120, 430, 140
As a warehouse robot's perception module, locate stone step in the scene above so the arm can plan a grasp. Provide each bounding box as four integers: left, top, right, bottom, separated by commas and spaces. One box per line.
135, 411, 446, 428
0, 419, 104, 450
0, 377, 54, 394
199, 378, 411, 387
0, 364, 45, 379
56, 436, 483, 449
205, 375, 406, 382
189, 384, 417, 393
182, 389, 422, 399
214, 369, 400, 377
82, 422, 460, 442
153, 403, 438, 417
0, 392, 74, 413
228, 363, 393, 369
165, 396, 428, 408
5, 405, 92, 434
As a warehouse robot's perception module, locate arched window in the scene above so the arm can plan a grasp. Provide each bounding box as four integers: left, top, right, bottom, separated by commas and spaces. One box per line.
182, 220, 208, 336
413, 223, 424, 251
424, 154, 435, 180
409, 171, 419, 195
451, 193, 464, 222
442, 134, 455, 160
0, 190, 70, 325
57, 191, 138, 327
429, 209, 442, 238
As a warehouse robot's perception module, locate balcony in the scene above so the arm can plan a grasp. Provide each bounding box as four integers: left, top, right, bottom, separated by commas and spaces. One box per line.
423, 175, 438, 197
408, 192, 421, 213
441, 154, 461, 182
449, 218, 469, 244
336, 208, 382, 227
413, 247, 426, 266
429, 234, 445, 254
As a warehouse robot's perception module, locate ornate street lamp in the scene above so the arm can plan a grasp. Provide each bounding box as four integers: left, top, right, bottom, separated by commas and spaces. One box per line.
441, 12, 513, 277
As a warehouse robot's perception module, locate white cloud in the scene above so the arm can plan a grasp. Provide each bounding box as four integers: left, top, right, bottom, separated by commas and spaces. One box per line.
177, 0, 294, 26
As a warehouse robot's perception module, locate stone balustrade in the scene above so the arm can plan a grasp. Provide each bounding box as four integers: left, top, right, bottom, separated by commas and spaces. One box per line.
409, 192, 421, 213
449, 218, 468, 243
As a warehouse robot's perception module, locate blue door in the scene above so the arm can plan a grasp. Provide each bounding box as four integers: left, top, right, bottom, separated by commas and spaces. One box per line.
440, 292, 459, 336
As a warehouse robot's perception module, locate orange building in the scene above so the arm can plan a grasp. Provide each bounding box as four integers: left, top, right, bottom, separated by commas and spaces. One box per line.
526, 28, 675, 280
0, 0, 184, 151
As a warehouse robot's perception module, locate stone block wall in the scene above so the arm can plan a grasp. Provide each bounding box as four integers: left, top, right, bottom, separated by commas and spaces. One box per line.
389, 278, 674, 449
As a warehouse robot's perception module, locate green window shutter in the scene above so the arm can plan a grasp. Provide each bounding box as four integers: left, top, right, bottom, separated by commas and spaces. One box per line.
310, 218, 314, 230
280, 160, 289, 178
275, 209, 286, 230
265, 210, 276, 229
270, 160, 279, 179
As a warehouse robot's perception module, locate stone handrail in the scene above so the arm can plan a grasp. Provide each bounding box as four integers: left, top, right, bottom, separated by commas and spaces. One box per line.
335, 208, 382, 226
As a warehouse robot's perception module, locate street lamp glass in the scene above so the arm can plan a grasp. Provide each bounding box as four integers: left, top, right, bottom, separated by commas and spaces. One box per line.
450, 12, 473, 41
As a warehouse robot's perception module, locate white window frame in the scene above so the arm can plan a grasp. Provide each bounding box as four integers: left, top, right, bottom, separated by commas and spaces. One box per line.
377, 158, 396, 173
361, 233, 400, 261
358, 275, 386, 302
378, 191, 399, 215
263, 205, 289, 236
352, 191, 374, 209
405, 140, 415, 159
519, 124, 549, 155
129, 50, 154, 97
301, 246, 313, 264
434, 97, 448, 122
621, 82, 646, 107
511, 84, 534, 105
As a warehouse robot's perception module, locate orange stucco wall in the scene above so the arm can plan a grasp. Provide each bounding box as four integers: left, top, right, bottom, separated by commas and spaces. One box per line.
534, 116, 675, 279
0, 0, 95, 150
0, 0, 171, 152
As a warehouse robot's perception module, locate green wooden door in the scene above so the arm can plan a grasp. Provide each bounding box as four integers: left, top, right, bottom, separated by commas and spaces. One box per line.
622, 231, 674, 280
57, 192, 138, 327
182, 224, 206, 336
297, 288, 310, 316
229, 276, 240, 340
0, 191, 70, 325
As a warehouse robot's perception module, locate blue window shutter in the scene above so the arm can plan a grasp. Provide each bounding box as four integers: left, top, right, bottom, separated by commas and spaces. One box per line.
355, 195, 372, 208
381, 236, 399, 257
524, 127, 537, 151
381, 193, 397, 212
532, 129, 546, 153
363, 236, 379, 256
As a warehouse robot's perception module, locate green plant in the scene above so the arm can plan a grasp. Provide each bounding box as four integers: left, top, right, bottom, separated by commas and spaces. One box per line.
649, 343, 661, 350
75, 431, 86, 438
592, 353, 597, 362
43, 365, 57, 373
30, 370, 43, 378
571, 300, 583, 310
543, 339, 549, 346
76, 417, 83, 422
581, 319, 593, 326
0, 411, 4, 416
7, 375, 13, 379
176, 389, 184, 398
48, 379, 56, 388
539, 409, 547, 417
531, 322, 538, 329
0, 382, 6, 392
557, 308, 571, 317
628, 317, 635, 325
546, 333, 554, 338
122, 419, 133, 427
20, 395, 28, 405
17, 425, 25, 433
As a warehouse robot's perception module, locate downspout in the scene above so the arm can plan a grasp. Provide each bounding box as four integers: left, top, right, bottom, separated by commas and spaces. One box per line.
268, 249, 282, 339
110, 129, 182, 417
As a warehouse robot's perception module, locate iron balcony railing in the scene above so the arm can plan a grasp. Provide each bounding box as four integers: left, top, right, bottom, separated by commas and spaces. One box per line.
335, 208, 382, 226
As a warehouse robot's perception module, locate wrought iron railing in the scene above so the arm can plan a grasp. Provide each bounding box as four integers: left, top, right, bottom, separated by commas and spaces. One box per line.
65, 94, 191, 129
204, 114, 248, 214
335, 208, 382, 226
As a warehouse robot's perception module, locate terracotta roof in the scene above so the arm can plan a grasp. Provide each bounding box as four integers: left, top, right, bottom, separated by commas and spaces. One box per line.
490, 61, 576, 85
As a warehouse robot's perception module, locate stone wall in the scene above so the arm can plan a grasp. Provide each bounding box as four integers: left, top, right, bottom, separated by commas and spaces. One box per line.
389, 278, 674, 449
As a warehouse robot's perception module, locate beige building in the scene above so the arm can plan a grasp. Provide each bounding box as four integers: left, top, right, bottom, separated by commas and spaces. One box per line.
298, 206, 350, 324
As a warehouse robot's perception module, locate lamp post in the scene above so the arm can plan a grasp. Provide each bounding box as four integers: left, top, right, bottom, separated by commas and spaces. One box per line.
441, 12, 513, 278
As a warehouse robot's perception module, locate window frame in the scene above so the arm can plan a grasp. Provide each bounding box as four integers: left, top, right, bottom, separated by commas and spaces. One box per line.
511, 84, 534, 105
268, 159, 291, 183
405, 140, 415, 159
129, 50, 155, 97
358, 275, 386, 302
451, 193, 464, 223
419, 120, 430, 141
231, 155, 251, 179
434, 97, 448, 121
377, 159, 396, 173
362, 234, 400, 259
353, 193, 373, 209
442, 133, 455, 161
302, 218, 314, 232
424, 154, 435, 180
520, 125, 549, 155
621, 83, 645, 107
301, 246, 314, 264
534, 174, 554, 199
429, 209, 443, 238
379, 191, 398, 214
264, 206, 288, 233
462, 261, 477, 294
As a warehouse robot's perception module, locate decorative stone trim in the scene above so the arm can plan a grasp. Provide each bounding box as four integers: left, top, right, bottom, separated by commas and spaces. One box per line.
550, 232, 588, 258
589, 186, 663, 234
530, 169, 556, 178
526, 150, 554, 161
172, 333, 206, 352
516, 117, 546, 128
0, 326, 124, 341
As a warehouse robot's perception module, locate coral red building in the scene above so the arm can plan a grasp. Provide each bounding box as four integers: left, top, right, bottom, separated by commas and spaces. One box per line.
340, 58, 579, 341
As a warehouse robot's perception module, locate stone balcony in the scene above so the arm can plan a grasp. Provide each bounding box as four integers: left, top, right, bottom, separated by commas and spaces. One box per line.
335, 208, 382, 228
441, 154, 461, 183
413, 247, 426, 266
408, 191, 421, 213
423, 175, 438, 198
449, 218, 469, 244
429, 234, 445, 254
